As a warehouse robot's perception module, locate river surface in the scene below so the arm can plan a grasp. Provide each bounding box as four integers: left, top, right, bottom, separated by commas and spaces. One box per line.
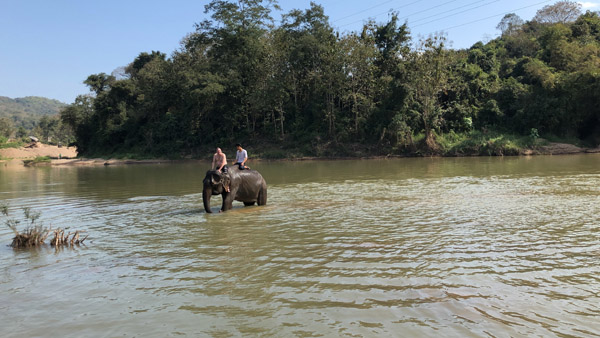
1, 156, 599, 337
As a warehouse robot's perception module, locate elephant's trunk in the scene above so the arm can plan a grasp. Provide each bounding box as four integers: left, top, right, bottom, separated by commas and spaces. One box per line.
203, 186, 213, 213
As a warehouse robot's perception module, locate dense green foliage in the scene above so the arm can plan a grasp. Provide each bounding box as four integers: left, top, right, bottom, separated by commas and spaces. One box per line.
61, 1, 600, 157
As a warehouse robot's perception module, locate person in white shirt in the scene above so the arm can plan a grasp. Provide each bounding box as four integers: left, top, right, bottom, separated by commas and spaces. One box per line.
233, 143, 249, 170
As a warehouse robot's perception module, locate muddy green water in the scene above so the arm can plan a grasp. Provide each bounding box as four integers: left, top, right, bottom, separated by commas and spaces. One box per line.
1, 156, 599, 337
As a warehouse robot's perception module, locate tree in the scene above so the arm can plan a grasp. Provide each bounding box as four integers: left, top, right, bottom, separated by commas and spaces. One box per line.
361, 14, 411, 144
278, 3, 339, 139
126, 51, 167, 79
572, 10, 600, 40
60, 95, 95, 151
404, 35, 450, 151
194, 0, 279, 137
339, 33, 377, 138
371, 13, 411, 75
497, 13, 524, 36
0, 117, 14, 139
37, 115, 58, 142
84, 73, 116, 95
32, 115, 73, 145
533, 1, 582, 24
16, 126, 27, 139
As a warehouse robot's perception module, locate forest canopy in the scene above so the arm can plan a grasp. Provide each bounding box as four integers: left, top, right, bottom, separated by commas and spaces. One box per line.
61, 0, 600, 157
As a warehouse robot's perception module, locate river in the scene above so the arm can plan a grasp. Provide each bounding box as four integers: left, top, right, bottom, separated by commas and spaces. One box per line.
1, 156, 599, 337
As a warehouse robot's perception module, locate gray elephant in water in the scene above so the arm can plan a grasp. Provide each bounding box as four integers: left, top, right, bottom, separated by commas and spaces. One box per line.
202, 166, 267, 213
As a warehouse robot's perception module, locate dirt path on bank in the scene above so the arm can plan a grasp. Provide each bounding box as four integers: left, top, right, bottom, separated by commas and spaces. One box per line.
0, 143, 77, 159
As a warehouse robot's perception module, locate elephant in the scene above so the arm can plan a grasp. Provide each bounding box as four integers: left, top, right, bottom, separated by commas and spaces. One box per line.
202, 166, 267, 213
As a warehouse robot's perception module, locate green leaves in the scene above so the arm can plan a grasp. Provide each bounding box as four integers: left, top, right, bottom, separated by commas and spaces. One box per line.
84, 73, 115, 95
63, 1, 600, 157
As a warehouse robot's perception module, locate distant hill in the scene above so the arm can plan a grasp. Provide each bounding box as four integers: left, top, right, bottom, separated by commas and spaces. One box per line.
0, 96, 67, 129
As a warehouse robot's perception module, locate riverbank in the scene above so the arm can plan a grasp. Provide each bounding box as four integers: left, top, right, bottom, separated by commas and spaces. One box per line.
45, 141, 600, 166
0, 143, 77, 160
50, 158, 184, 166
2, 135, 598, 167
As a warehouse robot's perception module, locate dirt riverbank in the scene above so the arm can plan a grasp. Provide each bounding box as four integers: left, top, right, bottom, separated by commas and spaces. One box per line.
50, 158, 181, 166
3, 141, 599, 167
0, 143, 77, 159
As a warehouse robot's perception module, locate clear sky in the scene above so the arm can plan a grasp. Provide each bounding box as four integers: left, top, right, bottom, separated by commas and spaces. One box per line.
1, 0, 598, 103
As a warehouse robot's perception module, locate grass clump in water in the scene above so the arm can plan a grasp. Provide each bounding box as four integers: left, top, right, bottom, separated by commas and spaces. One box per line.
1, 203, 88, 248
2, 204, 50, 248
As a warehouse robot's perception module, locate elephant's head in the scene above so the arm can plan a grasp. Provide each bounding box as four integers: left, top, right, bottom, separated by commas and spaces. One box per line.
202, 170, 230, 213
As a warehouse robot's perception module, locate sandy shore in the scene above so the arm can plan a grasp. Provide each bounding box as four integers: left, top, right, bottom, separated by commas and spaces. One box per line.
0, 143, 77, 159
51, 158, 182, 166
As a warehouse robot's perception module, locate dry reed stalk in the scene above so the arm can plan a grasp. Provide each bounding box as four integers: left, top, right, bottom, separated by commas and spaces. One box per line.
50, 229, 88, 247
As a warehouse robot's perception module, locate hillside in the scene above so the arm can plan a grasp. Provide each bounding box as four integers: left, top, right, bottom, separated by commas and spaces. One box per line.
0, 96, 66, 129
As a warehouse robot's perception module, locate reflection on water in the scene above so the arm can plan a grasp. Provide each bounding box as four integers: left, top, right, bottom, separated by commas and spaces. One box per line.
1, 156, 600, 337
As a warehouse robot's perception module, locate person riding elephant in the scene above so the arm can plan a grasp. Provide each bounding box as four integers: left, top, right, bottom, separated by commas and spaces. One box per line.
202, 165, 267, 213
211, 147, 230, 192
233, 143, 250, 170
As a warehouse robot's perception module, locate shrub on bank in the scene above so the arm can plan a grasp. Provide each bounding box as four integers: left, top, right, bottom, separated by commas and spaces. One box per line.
0, 139, 25, 149
440, 131, 533, 156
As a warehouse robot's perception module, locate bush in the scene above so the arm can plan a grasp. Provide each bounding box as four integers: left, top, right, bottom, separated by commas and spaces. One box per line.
0, 139, 24, 149
440, 130, 531, 156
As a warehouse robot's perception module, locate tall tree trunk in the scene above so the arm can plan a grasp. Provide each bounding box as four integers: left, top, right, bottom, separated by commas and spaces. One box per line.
278, 103, 285, 138
271, 109, 277, 137
354, 92, 358, 134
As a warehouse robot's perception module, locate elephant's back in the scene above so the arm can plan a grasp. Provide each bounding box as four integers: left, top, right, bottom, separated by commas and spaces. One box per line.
234, 170, 266, 202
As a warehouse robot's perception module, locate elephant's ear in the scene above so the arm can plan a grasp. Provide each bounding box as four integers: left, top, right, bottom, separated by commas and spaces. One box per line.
211, 173, 222, 185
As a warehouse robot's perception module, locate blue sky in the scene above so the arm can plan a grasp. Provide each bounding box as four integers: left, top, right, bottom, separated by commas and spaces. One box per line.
1, 0, 599, 103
